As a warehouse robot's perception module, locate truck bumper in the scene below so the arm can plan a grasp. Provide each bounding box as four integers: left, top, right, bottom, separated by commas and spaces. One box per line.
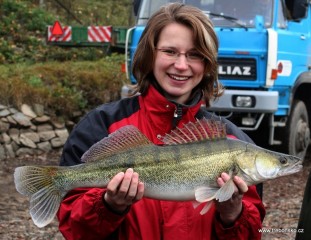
208, 89, 279, 113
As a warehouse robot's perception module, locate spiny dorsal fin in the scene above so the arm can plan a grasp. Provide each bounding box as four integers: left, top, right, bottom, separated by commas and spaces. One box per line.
160, 118, 226, 145
81, 125, 152, 163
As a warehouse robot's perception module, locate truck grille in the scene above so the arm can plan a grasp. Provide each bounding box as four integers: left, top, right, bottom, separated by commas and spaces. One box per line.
218, 58, 257, 80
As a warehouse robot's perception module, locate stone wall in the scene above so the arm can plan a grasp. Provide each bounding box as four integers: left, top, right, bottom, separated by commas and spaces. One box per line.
0, 104, 71, 160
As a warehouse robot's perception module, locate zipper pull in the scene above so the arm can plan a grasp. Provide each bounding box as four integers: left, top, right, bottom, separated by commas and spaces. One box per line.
174, 109, 178, 118
173, 105, 182, 128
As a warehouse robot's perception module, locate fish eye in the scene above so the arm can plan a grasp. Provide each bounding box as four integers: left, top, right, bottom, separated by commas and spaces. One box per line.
280, 157, 288, 164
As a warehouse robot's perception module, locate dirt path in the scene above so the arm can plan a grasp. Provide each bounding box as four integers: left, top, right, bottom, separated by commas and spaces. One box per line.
0, 150, 310, 239
0, 152, 64, 240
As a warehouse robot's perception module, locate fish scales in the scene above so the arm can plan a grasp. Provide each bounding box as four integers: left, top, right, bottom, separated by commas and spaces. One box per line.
14, 118, 302, 228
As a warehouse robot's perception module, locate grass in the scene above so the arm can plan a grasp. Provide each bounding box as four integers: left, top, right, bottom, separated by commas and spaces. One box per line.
0, 54, 127, 120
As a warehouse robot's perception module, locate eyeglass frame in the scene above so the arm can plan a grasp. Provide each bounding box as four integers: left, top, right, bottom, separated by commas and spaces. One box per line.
155, 48, 206, 62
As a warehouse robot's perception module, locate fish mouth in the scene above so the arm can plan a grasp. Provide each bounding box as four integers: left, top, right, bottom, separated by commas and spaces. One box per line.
277, 157, 303, 176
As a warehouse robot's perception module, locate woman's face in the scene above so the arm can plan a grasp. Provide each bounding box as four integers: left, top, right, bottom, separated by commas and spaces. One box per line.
153, 23, 205, 104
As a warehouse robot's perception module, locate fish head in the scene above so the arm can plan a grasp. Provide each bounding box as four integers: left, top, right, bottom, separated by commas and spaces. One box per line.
236, 146, 303, 184
254, 150, 302, 180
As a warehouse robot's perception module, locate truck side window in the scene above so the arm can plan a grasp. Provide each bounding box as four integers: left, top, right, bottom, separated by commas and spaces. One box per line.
278, 0, 287, 28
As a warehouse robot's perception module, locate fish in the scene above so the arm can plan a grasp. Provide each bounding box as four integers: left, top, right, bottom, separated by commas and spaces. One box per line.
14, 118, 302, 228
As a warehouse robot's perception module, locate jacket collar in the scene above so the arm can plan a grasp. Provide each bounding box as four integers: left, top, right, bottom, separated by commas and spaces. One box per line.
139, 85, 203, 140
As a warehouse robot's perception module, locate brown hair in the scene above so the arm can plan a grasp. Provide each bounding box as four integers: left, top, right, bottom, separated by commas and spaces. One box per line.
132, 3, 223, 106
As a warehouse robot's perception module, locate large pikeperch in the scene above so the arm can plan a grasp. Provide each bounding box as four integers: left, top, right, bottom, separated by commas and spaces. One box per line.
14, 119, 302, 228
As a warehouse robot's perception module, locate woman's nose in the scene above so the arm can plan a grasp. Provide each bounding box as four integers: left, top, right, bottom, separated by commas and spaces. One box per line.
174, 55, 189, 70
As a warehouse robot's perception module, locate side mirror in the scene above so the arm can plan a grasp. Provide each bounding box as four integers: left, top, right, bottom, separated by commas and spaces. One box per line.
285, 0, 308, 20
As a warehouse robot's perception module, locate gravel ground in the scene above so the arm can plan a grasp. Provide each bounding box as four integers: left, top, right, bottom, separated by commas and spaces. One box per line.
0, 149, 310, 240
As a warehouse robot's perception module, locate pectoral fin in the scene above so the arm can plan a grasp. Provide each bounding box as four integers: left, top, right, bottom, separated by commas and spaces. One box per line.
194, 169, 237, 215
195, 186, 218, 203
195, 178, 236, 204
214, 178, 235, 202
192, 197, 214, 215
199, 201, 214, 215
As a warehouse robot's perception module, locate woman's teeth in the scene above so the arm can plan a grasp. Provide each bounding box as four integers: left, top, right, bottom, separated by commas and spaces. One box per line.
169, 74, 189, 81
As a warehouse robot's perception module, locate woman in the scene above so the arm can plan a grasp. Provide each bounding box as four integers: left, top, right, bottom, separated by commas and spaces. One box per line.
57, 3, 265, 239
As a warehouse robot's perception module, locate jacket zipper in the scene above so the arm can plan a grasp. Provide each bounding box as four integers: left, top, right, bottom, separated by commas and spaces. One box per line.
173, 104, 183, 128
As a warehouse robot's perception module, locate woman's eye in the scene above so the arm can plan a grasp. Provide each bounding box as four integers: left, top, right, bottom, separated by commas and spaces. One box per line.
188, 52, 203, 59
163, 50, 176, 56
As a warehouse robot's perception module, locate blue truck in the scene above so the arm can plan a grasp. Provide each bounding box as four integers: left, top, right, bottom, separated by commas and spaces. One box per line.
122, 0, 311, 160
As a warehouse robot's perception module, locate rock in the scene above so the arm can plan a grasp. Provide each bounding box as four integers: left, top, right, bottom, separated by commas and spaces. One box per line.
0, 104, 75, 158
37, 141, 52, 152
9, 108, 18, 114
0, 120, 10, 133
37, 124, 53, 132
11, 141, 19, 151
51, 137, 65, 148
9, 128, 20, 145
1, 133, 11, 144
55, 129, 69, 139
6, 115, 17, 125
30, 123, 37, 131
0, 144, 6, 160
33, 115, 50, 124
32, 104, 44, 117
5, 144, 15, 158
0, 109, 11, 117
21, 104, 37, 119
11, 112, 32, 127
20, 135, 37, 149
16, 147, 34, 156
38, 130, 56, 141
1, 117, 9, 123
51, 120, 65, 129
20, 131, 40, 143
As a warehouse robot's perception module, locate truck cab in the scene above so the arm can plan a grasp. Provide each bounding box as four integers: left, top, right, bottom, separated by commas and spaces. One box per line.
123, 0, 311, 160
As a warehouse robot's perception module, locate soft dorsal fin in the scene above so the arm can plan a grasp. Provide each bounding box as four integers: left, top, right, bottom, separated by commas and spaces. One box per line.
81, 125, 152, 163
160, 118, 227, 145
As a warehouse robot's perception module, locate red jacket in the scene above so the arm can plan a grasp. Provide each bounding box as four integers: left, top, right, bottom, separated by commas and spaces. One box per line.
57, 85, 265, 239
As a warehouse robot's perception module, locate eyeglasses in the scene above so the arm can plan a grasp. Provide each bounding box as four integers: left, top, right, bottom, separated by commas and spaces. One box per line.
155, 48, 205, 63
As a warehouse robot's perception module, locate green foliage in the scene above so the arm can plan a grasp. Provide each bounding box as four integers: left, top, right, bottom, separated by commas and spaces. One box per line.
72, 0, 133, 26
0, 54, 127, 120
0, 0, 131, 120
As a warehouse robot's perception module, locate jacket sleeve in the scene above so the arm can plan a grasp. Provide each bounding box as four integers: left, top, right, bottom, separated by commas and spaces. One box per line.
58, 105, 126, 239
57, 187, 127, 240
60, 110, 110, 166
213, 185, 265, 240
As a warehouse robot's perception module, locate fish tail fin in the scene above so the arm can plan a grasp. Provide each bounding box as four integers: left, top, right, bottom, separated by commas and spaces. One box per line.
14, 166, 66, 228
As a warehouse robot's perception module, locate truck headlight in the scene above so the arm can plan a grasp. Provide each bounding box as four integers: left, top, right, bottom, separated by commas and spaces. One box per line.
233, 95, 255, 108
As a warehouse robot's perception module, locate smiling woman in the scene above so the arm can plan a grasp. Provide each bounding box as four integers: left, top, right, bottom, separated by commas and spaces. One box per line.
56, 3, 265, 240
132, 2, 222, 108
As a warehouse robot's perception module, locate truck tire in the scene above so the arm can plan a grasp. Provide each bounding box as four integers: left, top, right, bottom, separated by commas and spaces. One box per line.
284, 100, 310, 160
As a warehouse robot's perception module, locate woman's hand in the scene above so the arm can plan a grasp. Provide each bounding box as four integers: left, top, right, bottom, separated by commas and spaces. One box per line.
103, 168, 144, 213
215, 172, 248, 226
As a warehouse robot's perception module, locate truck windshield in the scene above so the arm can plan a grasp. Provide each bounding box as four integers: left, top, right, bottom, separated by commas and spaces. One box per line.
137, 0, 273, 28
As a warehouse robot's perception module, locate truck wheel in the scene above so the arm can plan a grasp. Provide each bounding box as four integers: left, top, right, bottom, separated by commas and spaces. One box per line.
285, 100, 310, 160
